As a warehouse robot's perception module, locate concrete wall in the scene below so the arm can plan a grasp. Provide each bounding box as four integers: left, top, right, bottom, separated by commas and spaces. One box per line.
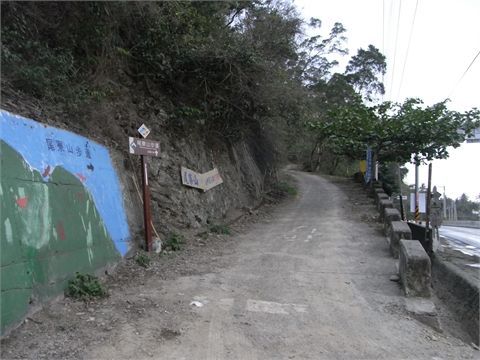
1, 110, 130, 334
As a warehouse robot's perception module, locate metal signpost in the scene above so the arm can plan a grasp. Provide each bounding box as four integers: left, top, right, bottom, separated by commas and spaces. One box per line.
425, 163, 433, 254
128, 125, 160, 252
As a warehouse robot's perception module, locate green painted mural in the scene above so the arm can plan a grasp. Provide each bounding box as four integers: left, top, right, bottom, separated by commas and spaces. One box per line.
1, 141, 120, 333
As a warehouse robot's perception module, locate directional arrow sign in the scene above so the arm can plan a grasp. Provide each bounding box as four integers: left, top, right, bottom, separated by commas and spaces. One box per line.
129, 137, 160, 157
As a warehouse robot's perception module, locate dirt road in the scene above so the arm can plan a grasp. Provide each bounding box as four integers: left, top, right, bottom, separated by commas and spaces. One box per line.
2, 171, 477, 359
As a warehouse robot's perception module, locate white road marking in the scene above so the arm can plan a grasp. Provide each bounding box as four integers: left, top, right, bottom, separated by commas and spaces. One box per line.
311, 228, 317, 234
247, 300, 289, 314
246, 300, 308, 315
291, 304, 308, 313
305, 235, 313, 242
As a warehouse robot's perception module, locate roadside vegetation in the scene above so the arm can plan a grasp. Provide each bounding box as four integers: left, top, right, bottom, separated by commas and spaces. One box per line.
65, 272, 107, 300
135, 252, 151, 268
164, 233, 185, 252
2, 0, 479, 193
274, 181, 298, 196
209, 224, 232, 235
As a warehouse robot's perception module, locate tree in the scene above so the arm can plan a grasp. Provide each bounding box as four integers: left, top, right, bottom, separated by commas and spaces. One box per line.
455, 194, 480, 220
318, 99, 480, 164
344, 45, 386, 101
294, 19, 348, 84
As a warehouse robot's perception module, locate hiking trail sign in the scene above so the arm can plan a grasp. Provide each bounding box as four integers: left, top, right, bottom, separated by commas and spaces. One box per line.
129, 137, 160, 157
128, 129, 160, 252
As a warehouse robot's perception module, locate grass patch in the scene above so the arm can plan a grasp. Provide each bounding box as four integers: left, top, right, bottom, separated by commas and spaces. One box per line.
135, 252, 151, 268
209, 223, 231, 235
164, 233, 185, 251
275, 181, 298, 196
65, 272, 107, 300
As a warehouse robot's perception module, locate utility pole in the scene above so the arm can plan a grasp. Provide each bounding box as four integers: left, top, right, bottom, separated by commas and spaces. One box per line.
442, 186, 447, 219
397, 163, 405, 220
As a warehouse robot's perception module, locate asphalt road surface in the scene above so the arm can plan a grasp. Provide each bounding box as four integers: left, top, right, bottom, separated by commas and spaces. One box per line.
439, 226, 480, 257
84, 171, 475, 359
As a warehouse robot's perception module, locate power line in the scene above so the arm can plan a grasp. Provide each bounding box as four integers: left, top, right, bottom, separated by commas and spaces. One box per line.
446, 47, 480, 100
395, 0, 419, 102
388, 0, 402, 101
382, 0, 385, 94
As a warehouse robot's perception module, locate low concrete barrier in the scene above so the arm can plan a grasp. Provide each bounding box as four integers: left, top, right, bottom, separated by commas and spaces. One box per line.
375, 192, 389, 206
383, 208, 401, 235
378, 199, 393, 217
399, 240, 431, 297
432, 257, 479, 345
388, 221, 412, 258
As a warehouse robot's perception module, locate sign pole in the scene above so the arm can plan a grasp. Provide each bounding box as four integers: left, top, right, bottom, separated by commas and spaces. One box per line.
397, 163, 405, 221
141, 155, 153, 251
129, 124, 158, 252
425, 163, 433, 255
414, 160, 420, 222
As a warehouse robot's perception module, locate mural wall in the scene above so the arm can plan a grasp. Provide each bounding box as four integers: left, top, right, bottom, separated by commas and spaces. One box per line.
0, 110, 130, 334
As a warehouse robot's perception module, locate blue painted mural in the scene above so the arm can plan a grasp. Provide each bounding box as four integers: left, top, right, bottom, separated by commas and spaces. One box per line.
0, 109, 130, 255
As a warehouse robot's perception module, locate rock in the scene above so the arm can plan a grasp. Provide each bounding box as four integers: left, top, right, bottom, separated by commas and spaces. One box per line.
389, 274, 400, 282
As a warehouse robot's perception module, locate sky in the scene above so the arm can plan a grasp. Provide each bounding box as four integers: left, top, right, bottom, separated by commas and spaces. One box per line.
294, 0, 480, 201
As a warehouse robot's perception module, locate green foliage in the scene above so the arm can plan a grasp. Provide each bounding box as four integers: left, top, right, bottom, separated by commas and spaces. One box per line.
209, 224, 231, 235
65, 272, 107, 300
275, 181, 298, 196
454, 194, 480, 221
135, 252, 151, 268
378, 163, 407, 196
345, 45, 386, 100
6, 0, 475, 184
310, 99, 480, 166
1, 26, 75, 97
164, 233, 185, 251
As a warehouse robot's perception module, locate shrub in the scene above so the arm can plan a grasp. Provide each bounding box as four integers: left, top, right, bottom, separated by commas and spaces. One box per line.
135, 252, 151, 268
65, 272, 107, 299
209, 223, 231, 235
276, 181, 297, 196
164, 233, 185, 251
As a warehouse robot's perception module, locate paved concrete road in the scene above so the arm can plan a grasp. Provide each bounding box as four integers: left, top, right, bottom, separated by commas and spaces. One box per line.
440, 226, 480, 257
89, 171, 476, 359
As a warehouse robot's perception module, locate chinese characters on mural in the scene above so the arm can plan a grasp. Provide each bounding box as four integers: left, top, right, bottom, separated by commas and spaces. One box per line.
45, 138, 92, 159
